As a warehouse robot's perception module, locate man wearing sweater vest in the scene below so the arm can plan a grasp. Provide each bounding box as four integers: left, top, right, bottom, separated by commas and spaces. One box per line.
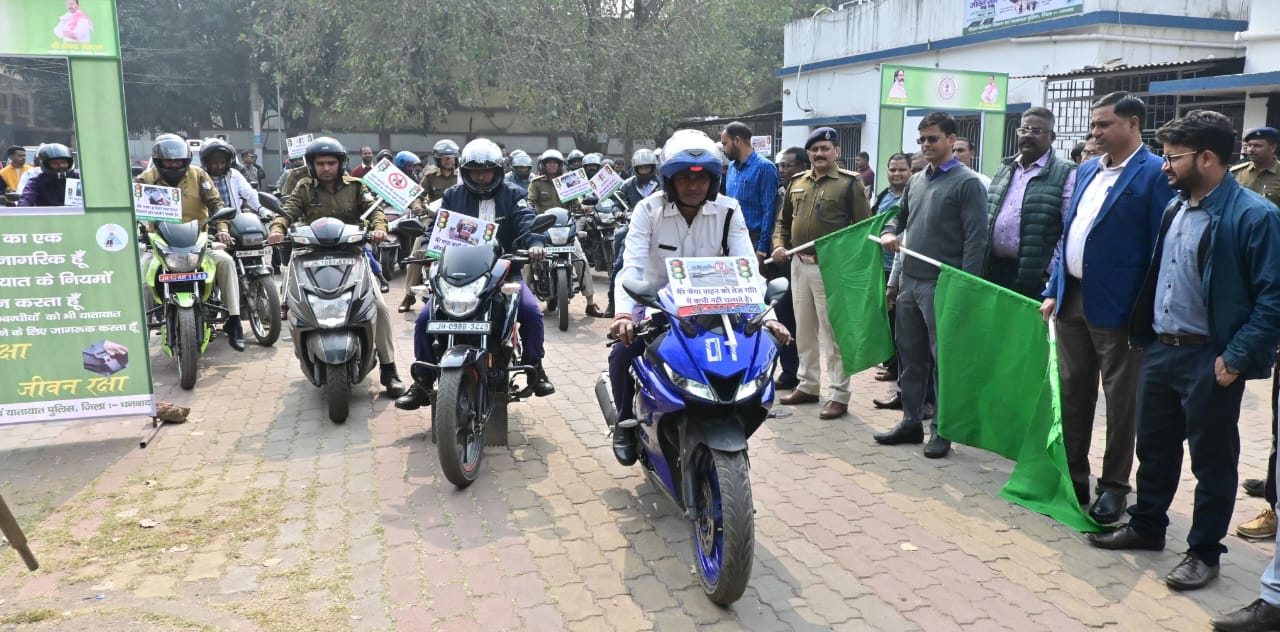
984, 106, 1077, 299
877, 112, 990, 459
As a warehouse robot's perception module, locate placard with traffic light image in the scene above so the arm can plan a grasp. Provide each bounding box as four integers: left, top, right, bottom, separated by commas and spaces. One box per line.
132, 183, 182, 223
588, 164, 625, 200
553, 168, 593, 202
664, 256, 766, 318
423, 210, 500, 259
361, 158, 424, 212
285, 133, 315, 159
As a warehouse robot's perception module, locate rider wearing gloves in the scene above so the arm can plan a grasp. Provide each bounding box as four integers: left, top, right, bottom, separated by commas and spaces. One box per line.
395, 138, 556, 410
608, 130, 792, 465
201, 139, 263, 215
17, 143, 80, 207
267, 137, 407, 397
137, 136, 246, 351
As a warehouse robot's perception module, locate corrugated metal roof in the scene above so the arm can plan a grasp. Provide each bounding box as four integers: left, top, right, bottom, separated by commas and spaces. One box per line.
1045, 57, 1243, 80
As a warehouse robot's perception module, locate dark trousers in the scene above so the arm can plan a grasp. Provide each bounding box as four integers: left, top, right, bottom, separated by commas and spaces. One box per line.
1265, 358, 1279, 505
1057, 278, 1143, 497
884, 269, 898, 375
609, 337, 644, 421
411, 281, 544, 384
1127, 342, 1245, 565
766, 259, 799, 380
987, 256, 1047, 301
607, 226, 628, 311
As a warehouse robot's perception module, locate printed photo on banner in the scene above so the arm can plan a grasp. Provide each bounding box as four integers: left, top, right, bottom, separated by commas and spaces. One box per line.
64, 178, 84, 207
285, 133, 315, 159
664, 256, 766, 318
361, 158, 424, 211
132, 183, 182, 223
750, 136, 773, 157
553, 168, 593, 202
424, 209, 499, 258
588, 164, 624, 200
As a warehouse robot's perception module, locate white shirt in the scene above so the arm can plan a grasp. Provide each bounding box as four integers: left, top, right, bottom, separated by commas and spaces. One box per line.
1064, 146, 1140, 279
478, 199, 496, 222
616, 192, 758, 318
975, 172, 992, 191
218, 168, 262, 213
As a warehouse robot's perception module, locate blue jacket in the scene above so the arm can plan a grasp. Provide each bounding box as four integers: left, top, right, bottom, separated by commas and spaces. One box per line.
1045, 145, 1174, 328
441, 181, 546, 257
1129, 175, 1280, 380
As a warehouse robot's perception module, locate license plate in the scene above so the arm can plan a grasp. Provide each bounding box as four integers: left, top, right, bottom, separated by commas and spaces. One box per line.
304, 257, 351, 268
235, 248, 267, 258
157, 272, 208, 283
425, 321, 488, 334
544, 246, 575, 254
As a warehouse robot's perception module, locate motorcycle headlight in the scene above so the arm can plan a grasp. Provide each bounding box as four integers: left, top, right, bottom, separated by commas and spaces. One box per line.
240, 235, 265, 247
662, 363, 717, 402
734, 370, 774, 402
309, 290, 352, 328
547, 227, 571, 246
438, 276, 487, 318
162, 251, 201, 272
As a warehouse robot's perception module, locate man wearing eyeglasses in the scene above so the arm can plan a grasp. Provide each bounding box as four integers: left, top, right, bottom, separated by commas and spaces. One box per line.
983, 107, 1076, 299
1041, 91, 1175, 525
876, 112, 989, 458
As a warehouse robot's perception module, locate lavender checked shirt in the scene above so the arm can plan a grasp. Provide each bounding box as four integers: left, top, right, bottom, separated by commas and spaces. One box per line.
991, 152, 1077, 260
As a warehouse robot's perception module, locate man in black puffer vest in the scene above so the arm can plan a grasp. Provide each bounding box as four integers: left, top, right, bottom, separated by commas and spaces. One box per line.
983, 106, 1077, 299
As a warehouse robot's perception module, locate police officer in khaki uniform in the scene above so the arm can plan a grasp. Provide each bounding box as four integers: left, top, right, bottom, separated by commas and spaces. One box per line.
267, 137, 406, 398
770, 127, 871, 420
526, 149, 581, 214
277, 161, 309, 199
137, 135, 246, 351
1233, 126, 1280, 207
419, 139, 460, 203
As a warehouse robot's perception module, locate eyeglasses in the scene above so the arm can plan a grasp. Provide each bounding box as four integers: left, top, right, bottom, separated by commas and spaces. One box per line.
1163, 150, 1200, 165
1016, 127, 1048, 136
776, 162, 795, 168
916, 135, 942, 145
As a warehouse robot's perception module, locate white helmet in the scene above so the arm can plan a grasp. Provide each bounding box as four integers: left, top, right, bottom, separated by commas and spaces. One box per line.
510, 151, 533, 168
459, 138, 505, 197
538, 149, 565, 171
432, 139, 460, 167
631, 148, 658, 167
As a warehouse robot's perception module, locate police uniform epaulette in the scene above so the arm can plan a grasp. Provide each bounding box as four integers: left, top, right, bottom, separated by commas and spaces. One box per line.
530, 175, 550, 182
1230, 161, 1252, 172
836, 167, 859, 178
787, 171, 804, 182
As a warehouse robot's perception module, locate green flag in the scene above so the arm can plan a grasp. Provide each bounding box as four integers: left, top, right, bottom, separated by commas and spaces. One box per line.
933, 265, 1101, 532
815, 208, 898, 377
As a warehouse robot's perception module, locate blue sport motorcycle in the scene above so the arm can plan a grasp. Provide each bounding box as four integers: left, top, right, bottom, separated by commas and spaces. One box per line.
595, 276, 789, 605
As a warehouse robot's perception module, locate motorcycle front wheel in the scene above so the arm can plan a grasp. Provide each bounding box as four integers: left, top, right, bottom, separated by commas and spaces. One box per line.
690, 447, 754, 605
246, 277, 281, 346
323, 360, 352, 423
435, 365, 486, 488
175, 307, 200, 390
379, 246, 398, 280
596, 240, 613, 273
555, 267, 570, 332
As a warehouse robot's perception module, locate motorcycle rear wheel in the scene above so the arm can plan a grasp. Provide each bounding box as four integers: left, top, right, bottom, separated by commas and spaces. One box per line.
556, 267, 570, 332
691, 447, 754, 605
247, 277, 281, 346
435, 365, 486, 488
175, 307, 199, 390
323, 361, 352, 423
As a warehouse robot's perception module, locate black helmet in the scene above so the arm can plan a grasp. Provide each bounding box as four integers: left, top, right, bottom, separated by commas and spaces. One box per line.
199, 138, 237, 176
459, 138, 505, 198
304, 136, 348, 179
151, 136, 191, 186
37, 143, 74, 179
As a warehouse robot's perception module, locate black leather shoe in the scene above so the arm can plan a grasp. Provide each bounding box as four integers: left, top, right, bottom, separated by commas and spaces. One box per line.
1212, 598, 1280, 631
874, 421, 924, 445
1243, 478, 1266, 498
923, 435, 951, 459
1088, 491, 1126, 524
1085, 523, 1164, 551
1165, 552, 1219, 591
224, 317, 247, 352
612, 426, 638, 466
774, 374, 800, 391
380, 363, 407, 398
394, 382, 432, 411
873, 393, 903, 410
531, 361, 555, 397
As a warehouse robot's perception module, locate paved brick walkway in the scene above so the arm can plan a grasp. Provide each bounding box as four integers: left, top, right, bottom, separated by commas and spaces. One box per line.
0, 277, 1277, 630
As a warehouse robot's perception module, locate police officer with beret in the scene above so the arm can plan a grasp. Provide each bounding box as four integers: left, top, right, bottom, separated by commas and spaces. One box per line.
770, 126, 871, 421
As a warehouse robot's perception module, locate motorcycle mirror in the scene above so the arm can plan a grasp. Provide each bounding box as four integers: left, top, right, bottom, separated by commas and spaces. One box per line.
622, 279, 662, 310
529, 213, 557, 234
762, 277, 789, 305
209, 207, 237, 224
258, 191, 283, 215
4, 192, 18, 202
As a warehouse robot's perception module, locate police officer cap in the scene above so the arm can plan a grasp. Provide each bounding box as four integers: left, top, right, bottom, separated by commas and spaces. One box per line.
1244, 127, 1280, 144
805, 127, 839, 150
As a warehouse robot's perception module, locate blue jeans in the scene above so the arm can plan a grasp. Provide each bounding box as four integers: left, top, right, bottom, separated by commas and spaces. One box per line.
411, 281, 544, 384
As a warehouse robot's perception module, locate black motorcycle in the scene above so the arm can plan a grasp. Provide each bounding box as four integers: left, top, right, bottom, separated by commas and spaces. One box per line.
282, 218, 380, 423
414, 213, 555, 488
527, 208, 582, 332
226, 194, 283, 346
381, 204, 430, 278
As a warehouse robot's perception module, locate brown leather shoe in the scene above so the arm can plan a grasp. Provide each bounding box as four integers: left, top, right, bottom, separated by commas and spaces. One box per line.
585, 303, 605, 318
779, 390, 819, 405
819, 401, 848, 419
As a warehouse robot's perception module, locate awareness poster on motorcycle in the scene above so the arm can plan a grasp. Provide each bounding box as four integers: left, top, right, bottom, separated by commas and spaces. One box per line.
588, 164, 625, 200
0, 0, 120, 58
132, 183, 183, 223
285, 133, 315, 159
0, 208, 155, 425
64, 178, 85, 207
665, 256, 767, 318
553, 168, 593, 203
423, 210, 500, 258
361, 158, 425, 211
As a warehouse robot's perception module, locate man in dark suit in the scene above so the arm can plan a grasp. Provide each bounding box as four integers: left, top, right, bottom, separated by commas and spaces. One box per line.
1041, 92, 1175, 524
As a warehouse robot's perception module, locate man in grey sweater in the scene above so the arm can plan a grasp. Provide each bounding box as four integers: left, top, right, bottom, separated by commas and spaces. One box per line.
877, 111, 990, 458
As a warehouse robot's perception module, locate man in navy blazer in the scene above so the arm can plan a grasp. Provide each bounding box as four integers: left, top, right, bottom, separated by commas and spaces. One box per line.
1040, 92, 1176, 524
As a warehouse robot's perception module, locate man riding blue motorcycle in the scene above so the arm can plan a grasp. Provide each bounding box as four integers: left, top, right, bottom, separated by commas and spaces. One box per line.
394, 138, 556, 410
607, 130, 791, 464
